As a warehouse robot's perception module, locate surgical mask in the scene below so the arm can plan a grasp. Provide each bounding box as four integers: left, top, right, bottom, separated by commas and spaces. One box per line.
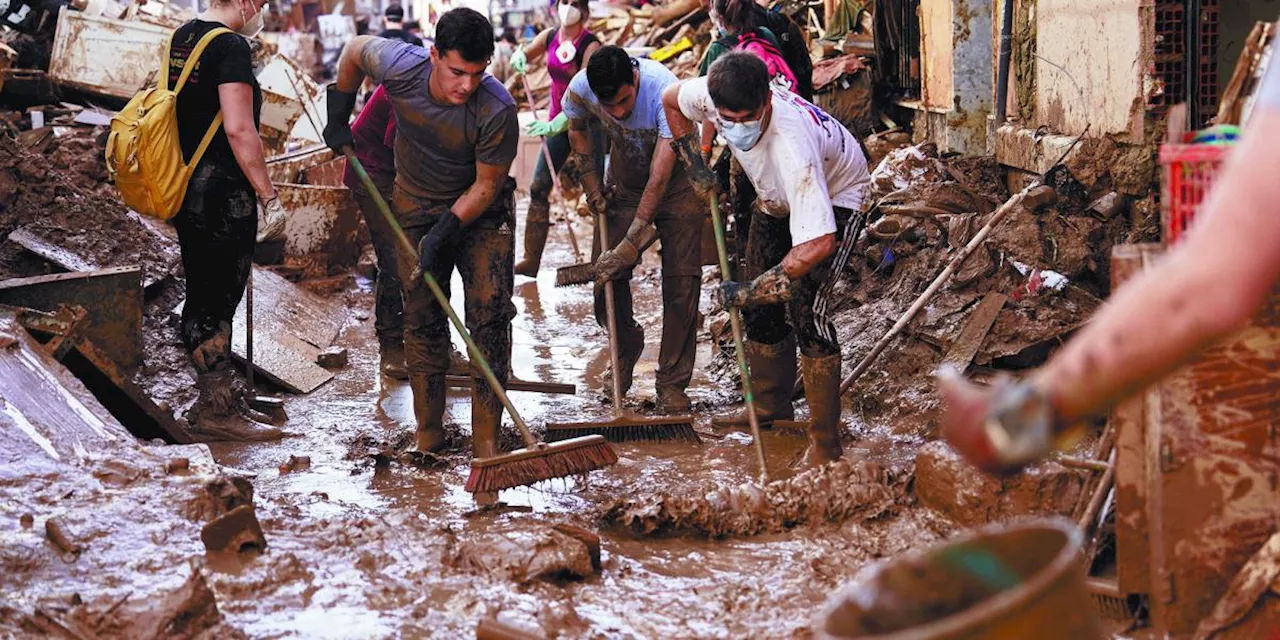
558, 3, 581, 26
239, 1, 265, 37
721, 118, 763, 151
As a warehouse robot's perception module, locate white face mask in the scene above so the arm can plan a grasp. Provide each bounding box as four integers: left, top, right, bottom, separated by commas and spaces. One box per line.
554, 38, 577, 64
721, 118, 764, 151
239, 1, 266, 37
558, 3, 581, 26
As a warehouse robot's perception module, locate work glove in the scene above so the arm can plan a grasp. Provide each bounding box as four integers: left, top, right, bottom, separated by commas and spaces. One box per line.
715, 264, 793, 309
595, 218, 657, 284
408, 209, 462, 289
510, 47, 528, 75
322, 84, 358, 152
525, 113, 569, 138
936, 368, 1060, 476
672, 132, 718, 200
256, 196, 287, 243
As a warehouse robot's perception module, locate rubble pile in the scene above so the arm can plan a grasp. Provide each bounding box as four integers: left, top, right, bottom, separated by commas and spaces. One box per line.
601, 459, 903, 538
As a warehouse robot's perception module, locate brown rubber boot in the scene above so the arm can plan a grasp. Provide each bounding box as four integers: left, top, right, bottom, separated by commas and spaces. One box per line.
515, 202, 551, 277
379, 340, 409, 381
187, 370, 283, 442
711, 334, 797, 429
655, 385, 692, 414
410, 374, 447, 453
471, 385, 502, 506
799, 353, 844, 468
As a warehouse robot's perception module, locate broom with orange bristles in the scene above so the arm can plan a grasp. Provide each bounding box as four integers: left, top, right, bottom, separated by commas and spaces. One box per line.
344, 149, 617, 493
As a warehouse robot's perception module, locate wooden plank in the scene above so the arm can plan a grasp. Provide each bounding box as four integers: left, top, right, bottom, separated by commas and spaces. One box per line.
0, 266, 143, 372
941, 292, 1007, 370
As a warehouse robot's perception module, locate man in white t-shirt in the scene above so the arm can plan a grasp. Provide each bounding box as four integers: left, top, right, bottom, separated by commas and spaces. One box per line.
662, 51, 871, 468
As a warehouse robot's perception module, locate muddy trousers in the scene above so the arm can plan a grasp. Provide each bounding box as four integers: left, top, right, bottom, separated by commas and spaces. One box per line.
351, 175, 404, 348
173, 162, 257, 373
741, 205, 850, 359
591, 190, 704, 392
393, 186, 516, 458
521, 127, 608, 271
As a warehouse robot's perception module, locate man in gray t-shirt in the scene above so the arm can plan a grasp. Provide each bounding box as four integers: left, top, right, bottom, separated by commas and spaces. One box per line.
562, 46, 704, 414
323, 8, 519, 484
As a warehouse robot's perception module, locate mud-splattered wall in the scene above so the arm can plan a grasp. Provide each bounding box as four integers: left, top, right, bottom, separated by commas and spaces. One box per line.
1034, 0, 1145, 139
914, 0, 994, 155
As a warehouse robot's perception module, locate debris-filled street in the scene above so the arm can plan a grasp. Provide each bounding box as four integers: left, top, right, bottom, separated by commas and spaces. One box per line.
3, 0, 1280, 637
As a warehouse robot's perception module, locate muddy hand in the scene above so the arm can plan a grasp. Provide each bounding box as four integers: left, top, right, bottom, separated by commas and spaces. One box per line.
936, 367, 1055, 476
256, 196, 286, 243
716, 264, 793, 310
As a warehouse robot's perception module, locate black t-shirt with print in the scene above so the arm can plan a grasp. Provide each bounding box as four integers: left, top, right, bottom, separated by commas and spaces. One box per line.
167, 20, 263, 175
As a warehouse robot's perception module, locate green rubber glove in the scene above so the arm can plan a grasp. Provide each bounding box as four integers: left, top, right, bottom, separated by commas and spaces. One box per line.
525, 113, 569, 137
511, 47, 528, 75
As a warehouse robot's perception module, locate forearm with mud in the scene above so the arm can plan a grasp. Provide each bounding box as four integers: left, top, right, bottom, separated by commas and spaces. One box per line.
780, 233, 836, 278
450, 163, 510, 225
567, 119, 605, 200
631, 139, 677, 225
1033, 113, 1280, 429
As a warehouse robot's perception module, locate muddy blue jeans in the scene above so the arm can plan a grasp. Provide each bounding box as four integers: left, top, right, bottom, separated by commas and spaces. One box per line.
174, 162, 256, 372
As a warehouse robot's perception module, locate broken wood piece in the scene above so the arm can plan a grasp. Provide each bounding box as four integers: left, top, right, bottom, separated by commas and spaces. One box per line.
1077, 448, 1116, 534
941, 292, 1007, 371
1054, 455, 1110, 473
200, 504, 267, 553
45, 517, 81, 560
841, 185, 1057, 394
316, 346, 348, 368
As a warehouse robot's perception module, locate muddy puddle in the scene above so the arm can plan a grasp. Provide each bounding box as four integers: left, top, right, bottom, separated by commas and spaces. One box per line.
161, 200, 942, 638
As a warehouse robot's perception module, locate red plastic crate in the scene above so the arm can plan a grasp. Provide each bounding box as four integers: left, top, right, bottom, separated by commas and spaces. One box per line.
1159, 143, 1228, 244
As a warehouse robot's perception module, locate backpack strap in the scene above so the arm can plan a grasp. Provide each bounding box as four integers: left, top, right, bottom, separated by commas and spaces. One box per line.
173, 27, 235, 94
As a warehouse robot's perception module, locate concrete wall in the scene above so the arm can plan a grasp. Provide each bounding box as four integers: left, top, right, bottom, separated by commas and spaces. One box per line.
915, 0, 994, 155
1034, 0, 1146, 139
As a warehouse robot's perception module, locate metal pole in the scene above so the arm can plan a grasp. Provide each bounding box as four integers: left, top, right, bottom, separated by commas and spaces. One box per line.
995, 0, 1015, 124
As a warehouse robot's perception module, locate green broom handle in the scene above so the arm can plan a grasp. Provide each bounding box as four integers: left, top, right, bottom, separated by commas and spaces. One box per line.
344, 149, 541, 449
709, 193, 769, 483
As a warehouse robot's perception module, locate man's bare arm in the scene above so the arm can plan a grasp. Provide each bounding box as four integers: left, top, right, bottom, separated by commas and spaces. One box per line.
451, 161, 511, 225
781, 234, 837, 279
335, 36, 378, 93
633, 138, 678, 224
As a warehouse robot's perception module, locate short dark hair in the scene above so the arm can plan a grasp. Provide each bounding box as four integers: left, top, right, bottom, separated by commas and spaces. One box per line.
435, 8, 496, 63
586, 46, 636, 102
384, 4, 404, 20
708, 51, 770, 112
403, 20, 420, 31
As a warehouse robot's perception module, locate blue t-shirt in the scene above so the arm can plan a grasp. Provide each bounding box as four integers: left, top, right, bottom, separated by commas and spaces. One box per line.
561, 58, 680, 193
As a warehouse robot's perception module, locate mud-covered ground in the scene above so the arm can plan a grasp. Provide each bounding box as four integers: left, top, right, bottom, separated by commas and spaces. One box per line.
1, 136, 1134, 637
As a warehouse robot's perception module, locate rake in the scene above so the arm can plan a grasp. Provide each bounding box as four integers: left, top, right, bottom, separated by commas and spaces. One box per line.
515, 75, 594, 287
546, 209, 700, 443
344, 150, 617, 493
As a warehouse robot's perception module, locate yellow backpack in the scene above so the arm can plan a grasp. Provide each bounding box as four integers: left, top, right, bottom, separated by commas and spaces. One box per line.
105, 27, 233, 220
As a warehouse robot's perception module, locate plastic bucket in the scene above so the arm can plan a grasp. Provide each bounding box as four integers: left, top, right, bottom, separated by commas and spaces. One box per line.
818, 518, 1102, 640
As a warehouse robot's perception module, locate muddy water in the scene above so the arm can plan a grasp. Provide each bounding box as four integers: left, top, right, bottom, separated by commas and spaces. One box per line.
199, 202, 945, 638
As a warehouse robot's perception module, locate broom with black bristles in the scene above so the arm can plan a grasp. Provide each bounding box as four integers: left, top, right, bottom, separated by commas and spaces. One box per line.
515, 75, 594, 287
344, 150, 617, 493
545, 210, 700, 444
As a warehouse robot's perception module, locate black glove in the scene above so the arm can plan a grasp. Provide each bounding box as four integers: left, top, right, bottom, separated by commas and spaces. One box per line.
716, 265, 793, 309
416, 210, 462, 273
323, 84, 358, 152
673, 133, 718, 200
716, 280, 752, 309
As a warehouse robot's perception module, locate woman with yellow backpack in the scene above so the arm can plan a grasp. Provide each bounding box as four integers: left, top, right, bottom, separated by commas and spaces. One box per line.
116, 0, 285, 441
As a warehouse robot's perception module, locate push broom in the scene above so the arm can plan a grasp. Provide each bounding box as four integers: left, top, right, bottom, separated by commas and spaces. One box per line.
710, 192, 770, 482
516, 75, 594, 287
344, 150, 617, 493
545, 209, 700, 443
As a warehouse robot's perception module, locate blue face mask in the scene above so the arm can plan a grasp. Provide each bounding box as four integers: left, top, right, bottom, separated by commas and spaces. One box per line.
721, 118, 764, 151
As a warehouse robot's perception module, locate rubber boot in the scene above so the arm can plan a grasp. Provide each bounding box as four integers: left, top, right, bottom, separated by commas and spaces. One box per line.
655, 385, 692, 414
471, 385, 502, 506
410, 374, 447, 453
379, 339, 409, 381
187, 370, 283, 442
799, 353, 844, 468
515, 202, 551, 277
711, 334, 797, 429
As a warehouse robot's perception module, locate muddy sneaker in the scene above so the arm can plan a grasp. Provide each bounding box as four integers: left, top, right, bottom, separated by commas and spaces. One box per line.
189, 409, 284, 442
655, 386, 692, 414
187, 369, 284, 442
379, 341, 409, 380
